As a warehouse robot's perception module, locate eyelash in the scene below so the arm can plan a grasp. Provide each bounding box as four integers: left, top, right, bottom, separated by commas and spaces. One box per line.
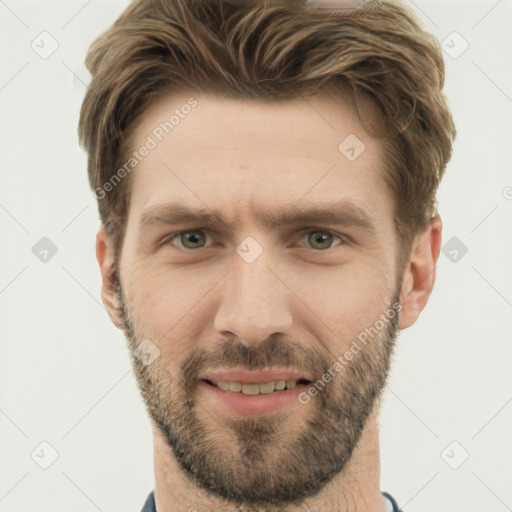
160, 229, 346, 251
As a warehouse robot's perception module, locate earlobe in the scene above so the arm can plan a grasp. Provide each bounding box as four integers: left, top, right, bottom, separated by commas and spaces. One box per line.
96, 227, 124, 329
398, 214, 442, 330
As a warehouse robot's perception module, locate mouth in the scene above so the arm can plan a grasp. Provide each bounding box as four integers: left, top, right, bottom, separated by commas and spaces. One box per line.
198, 368, 314, 415
202, 378, 312, 395
199, 377, 313, 415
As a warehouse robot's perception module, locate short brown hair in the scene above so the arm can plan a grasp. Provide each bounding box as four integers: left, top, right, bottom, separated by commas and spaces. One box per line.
78, 0, 456, 263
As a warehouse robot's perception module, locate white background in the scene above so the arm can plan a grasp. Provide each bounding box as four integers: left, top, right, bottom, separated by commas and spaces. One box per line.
0, 1, 511, 511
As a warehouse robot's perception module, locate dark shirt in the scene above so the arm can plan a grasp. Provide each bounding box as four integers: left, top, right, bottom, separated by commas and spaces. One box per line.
141, 490, 403, 511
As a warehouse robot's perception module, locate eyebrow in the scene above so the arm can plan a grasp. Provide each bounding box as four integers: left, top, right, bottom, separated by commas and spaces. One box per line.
138, 200, 379, 237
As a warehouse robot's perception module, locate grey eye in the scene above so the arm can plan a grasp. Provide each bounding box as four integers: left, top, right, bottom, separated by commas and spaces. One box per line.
304, 230, 342, 250
178, 230, 207, 249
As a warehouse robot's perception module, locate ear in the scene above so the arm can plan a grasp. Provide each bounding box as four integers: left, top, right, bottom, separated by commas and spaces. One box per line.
96, 227, 124, 329
398, 214, 442, 330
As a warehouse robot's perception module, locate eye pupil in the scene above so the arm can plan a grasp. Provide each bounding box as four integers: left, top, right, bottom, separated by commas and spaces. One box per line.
308, 231, 333, 250
182, 231, 205, 249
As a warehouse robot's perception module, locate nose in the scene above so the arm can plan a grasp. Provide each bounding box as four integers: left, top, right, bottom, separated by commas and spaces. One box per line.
213, 248, 293, 346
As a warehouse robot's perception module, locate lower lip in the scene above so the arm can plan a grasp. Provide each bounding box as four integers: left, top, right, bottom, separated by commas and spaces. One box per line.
199, 380, 308, 415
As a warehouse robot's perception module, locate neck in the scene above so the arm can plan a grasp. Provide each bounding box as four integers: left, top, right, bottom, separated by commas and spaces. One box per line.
152, 407, 386, 512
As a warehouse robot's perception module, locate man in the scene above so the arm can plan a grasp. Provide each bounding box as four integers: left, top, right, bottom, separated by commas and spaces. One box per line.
78, 0, 456, 510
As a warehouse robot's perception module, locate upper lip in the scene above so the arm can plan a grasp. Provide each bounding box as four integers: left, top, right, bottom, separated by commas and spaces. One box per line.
200, 368, 312, 384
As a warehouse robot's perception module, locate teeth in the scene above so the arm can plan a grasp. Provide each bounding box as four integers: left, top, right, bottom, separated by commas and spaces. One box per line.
275, 380, 285, 391
285, 380, 296, 389
241, 383, 259, 395
229, 381, 242, 392
217, 381, 230, 391
258, 382, 275, 394
213, 379, 299, 394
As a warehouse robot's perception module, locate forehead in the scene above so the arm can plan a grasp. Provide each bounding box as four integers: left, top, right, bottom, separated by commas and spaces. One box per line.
124, 89, 392, 229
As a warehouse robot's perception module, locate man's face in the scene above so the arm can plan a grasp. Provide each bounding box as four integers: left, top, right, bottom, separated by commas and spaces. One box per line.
114, 90, 403, 506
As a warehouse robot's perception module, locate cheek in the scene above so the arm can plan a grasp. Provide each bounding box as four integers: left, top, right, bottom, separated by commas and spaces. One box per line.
125, 261, 218, 339
294, 263, 394, 339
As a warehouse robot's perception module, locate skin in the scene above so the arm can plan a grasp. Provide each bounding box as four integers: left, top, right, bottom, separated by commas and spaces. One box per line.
96, 89, 442, 512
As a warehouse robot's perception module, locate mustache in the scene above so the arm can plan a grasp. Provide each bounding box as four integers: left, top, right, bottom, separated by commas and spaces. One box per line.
180, 336, 331, 384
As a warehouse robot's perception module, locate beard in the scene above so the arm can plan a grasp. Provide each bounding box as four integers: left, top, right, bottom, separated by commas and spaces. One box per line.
116, 280, 401, 510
